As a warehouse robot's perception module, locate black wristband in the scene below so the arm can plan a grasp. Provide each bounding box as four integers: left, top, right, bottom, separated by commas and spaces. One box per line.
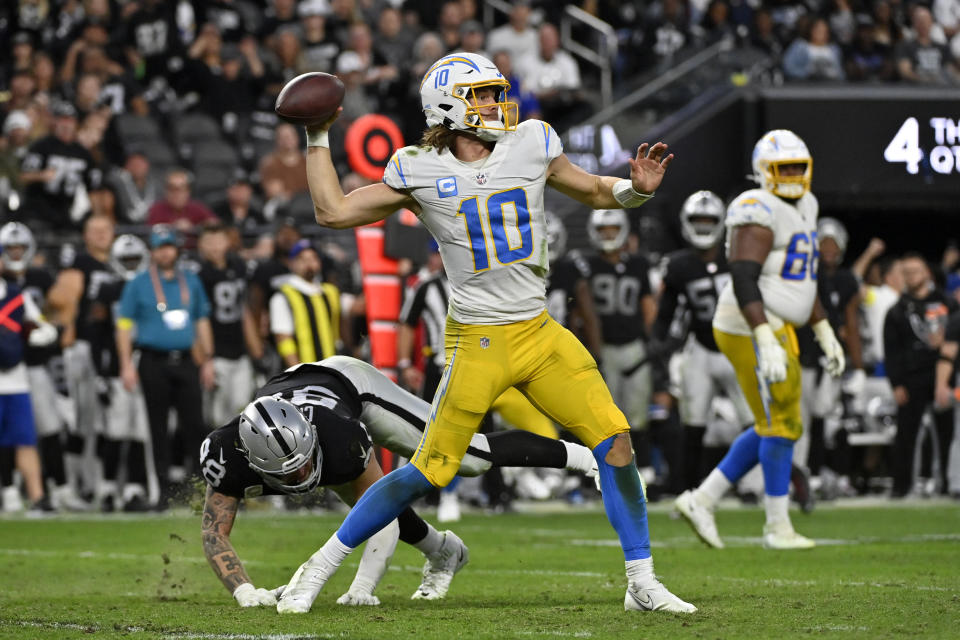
729, 260, 764, 309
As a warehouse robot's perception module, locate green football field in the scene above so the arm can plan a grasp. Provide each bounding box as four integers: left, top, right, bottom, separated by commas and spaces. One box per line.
1, 500, 958, 639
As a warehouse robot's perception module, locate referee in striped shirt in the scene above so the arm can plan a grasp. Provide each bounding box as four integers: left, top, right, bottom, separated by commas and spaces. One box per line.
397, 244, 448, 400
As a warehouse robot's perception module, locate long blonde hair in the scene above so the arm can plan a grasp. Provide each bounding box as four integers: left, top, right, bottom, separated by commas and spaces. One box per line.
419, 125, 459, 152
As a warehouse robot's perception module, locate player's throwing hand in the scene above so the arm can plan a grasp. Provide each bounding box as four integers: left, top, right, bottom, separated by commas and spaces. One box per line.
629, 142, 674, 194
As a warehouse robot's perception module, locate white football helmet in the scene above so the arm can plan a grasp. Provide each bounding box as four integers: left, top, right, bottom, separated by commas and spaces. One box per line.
544, 210, 567, 264
0, 222, 36, 272
420, 52, 517, 141
751, 129, 812, 199
817, 217, 848, 258
679, 190, 725, 250
110, 234, 149, 280
587, 209, 629, 253
239, 396, 323, 495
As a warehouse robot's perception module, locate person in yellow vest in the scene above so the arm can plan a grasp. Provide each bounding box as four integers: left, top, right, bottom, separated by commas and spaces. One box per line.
269, 240, 343, 367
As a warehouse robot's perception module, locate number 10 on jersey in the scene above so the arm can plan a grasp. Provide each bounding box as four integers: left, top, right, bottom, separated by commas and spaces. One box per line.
457, 187, 533, 271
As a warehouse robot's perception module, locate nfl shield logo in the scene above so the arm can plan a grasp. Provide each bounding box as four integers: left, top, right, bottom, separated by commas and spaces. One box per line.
475, 172, 487, 185
479, 337, 490, 349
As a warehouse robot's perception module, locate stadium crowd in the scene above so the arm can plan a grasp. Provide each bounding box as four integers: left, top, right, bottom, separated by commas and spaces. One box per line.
0, 0, 958, 514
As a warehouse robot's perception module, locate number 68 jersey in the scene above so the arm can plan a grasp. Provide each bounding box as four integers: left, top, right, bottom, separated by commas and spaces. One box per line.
383, 120, 563, 325
713, 188, 819, 336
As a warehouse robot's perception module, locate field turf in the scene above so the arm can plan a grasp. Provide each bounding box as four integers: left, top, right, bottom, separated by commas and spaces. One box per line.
0, 500, 957, 639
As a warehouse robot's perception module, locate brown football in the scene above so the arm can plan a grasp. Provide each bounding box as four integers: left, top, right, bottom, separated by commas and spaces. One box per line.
274, 72, 345, 127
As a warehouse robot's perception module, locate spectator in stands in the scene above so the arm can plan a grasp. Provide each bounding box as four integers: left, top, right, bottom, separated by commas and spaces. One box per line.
147, 168, 217, 233
488, 0, 539, 64
699, 0, 737, 45
123, 0, 184, 82
194, 38, 265, 132
829, 0, 857, 46
896, 6, 958, 84
492, 50, 541, 121
934, 0, 960, 40
518, 23, 588, 130
2, 70, 38, 121
783, 17, 846, 81
845, 14, 896, 82
333, 52, 376, 127
270, 239, 344, 367
872, 0, 903, 48
108, 150, 161, 224
459, 20, 489, 57
258, 123, 308, 198
116, 225, 214, 509
438, 1, 466, 50
0, 111, 32, 208
344, 22, 400, 95
883, 253, 958, 497
19, 101, 104, 231
751, 8, 784, 59
196, 0, 256, 43
259, 0, 300, 44
299, 0, 341, 74
643, 0, 691, 69
376, 6, 414, 68
328, 0, 361, 43
6, 32, 35, 82
213, 170, 264, 235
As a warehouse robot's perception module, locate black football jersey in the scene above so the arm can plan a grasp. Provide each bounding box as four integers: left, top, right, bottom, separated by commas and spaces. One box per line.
798, 267, 860, 368
546, 251, 590, 328
199, 257, 248, 360
657, 249, 731, 352
199, 363, 373, 499
66, 252, 121, 343
586, 253, 653, 345
88, 277, 126, 377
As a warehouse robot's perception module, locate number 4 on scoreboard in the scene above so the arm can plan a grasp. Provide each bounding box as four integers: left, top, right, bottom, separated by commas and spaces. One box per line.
884, 117, 921, 175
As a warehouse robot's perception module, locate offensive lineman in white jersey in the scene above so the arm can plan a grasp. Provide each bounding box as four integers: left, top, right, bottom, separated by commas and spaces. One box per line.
675, 130, 846, 550
275, 52, 696, 613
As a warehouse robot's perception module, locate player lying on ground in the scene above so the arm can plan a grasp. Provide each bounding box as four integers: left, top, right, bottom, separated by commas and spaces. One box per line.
276, 52, 695, 614
199, 356, 598, 607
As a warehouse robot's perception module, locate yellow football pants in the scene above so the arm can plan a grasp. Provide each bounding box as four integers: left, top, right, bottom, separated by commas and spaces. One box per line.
491, 387, 558, 439
713, 325, 803, 441
411, 310, 628, 486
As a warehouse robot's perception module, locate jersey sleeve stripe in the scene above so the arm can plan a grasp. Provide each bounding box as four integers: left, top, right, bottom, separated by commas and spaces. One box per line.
541, 122, 550, 158
392, 155, 407, 187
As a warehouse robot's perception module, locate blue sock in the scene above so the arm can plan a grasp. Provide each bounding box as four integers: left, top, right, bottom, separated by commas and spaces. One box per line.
336, 465, 434, 548
759, 437, 793, 496
593, 435, 650, 561
442, 476, 462, 493
717, 428, 761, 484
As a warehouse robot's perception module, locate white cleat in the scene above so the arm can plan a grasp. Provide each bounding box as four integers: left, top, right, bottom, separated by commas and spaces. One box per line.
336, 590, 380, 606
625, 580, 698, 613
437, 491, 461, 523
674, 490, 724, 549
51, 485, 90, 512
411, 531, 469, 600
762, 522, 816, 550
276, 555, 334, 614
1, 486, 23, 513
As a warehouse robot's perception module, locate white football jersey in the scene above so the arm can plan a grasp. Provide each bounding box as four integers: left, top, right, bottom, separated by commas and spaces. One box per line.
713, 188, 819, 335
383, 120, 563, 324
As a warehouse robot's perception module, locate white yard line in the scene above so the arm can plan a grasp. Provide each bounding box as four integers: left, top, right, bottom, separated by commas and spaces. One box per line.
1, 621, 336, 640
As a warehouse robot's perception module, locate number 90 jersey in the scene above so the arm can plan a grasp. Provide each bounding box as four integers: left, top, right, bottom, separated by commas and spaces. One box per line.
713, 188, 819, 336
383, 120, 563, 325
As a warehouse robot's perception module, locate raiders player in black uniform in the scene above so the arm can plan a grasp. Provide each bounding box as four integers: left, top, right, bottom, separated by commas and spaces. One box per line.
0, 223, 88, 511
653, 192, 754, 490
585, 209, 656, 481
47, 214, 117, 496
200, 356, 599, 608
544, 211, 602, 357
197, 224, 255, 427
796, 218, 864, 492
89, 235, 153, 511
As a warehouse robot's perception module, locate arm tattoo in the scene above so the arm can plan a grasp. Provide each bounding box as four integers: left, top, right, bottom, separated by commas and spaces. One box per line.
201, 487, 251, 594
